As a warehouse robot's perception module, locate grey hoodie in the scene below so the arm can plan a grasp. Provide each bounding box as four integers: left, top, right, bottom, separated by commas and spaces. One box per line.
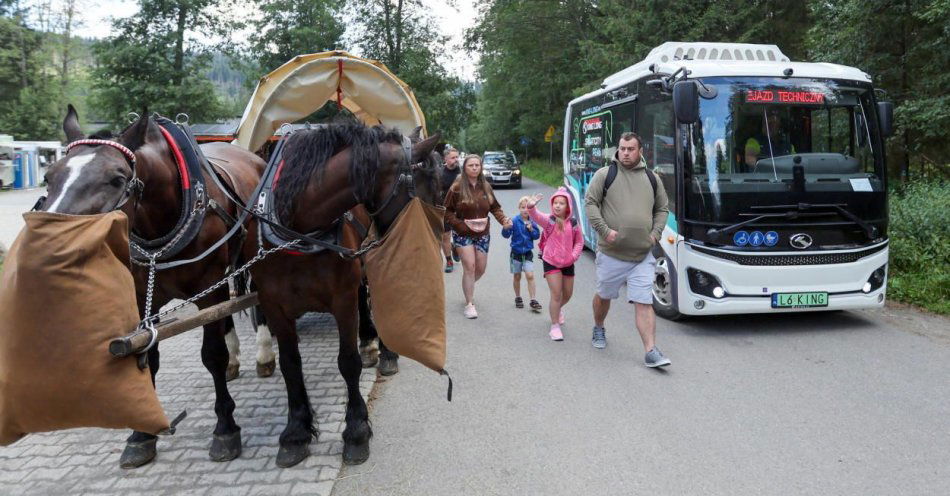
584, 154, 669, 262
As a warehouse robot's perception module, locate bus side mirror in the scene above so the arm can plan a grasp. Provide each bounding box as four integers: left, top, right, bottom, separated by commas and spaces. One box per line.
673, 81, 699, 124
878, 101, 894, 137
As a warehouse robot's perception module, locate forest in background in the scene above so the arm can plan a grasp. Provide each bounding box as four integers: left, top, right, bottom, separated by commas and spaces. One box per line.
1, 0, 948, 180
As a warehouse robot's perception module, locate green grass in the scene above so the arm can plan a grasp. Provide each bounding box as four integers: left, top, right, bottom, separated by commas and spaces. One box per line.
520, 159, 564, 187
886, 179, 950, 315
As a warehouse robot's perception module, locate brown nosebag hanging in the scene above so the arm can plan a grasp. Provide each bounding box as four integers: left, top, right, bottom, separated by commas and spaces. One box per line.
0, 211, 169, 445
363, 198, 448, 375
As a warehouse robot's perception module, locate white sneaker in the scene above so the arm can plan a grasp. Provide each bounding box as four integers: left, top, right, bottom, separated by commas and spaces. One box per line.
464, 303, 478, 319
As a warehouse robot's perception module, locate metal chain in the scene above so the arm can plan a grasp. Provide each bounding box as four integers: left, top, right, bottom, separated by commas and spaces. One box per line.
130, 201, 206, 266
138, 239, 299, 327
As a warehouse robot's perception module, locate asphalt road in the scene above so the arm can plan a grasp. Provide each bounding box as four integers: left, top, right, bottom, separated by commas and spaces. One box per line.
334, 178, 950, 496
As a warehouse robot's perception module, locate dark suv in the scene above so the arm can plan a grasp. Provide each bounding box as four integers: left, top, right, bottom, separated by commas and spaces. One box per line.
482, 150, 522, 189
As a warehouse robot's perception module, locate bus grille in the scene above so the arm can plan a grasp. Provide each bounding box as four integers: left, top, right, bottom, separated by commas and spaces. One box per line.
689, 244, 887, 266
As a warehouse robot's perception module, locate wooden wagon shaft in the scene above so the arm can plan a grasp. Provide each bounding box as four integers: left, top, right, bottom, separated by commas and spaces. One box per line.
109, 292, 259, 358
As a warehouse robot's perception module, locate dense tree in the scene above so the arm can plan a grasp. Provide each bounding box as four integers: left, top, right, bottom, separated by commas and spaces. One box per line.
246, 0, 345, 75
89, 0, 236, 126
351, 0, 477, 145
0, 0, 61, 139
809, 0, 950, 180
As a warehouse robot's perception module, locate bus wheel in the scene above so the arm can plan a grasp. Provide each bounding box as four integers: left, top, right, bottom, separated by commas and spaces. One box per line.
652, 255, 683, 321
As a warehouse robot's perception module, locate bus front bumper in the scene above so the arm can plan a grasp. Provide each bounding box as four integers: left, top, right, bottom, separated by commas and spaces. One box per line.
672, 241, 889, 316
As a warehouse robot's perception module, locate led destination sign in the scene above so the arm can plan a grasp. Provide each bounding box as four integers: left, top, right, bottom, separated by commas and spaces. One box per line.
745, 90, 825, 104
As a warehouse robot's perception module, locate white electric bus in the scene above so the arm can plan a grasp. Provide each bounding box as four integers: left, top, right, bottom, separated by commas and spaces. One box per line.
564, 42, 893, 319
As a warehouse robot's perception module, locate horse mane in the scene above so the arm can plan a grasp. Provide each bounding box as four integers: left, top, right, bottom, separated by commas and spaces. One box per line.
277, 121, 404, 224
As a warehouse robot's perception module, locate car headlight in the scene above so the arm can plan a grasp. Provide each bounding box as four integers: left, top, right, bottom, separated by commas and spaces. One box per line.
513, 170, 521, 175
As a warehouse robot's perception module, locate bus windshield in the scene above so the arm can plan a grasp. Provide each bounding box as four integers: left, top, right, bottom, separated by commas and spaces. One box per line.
687, 77, 885, 225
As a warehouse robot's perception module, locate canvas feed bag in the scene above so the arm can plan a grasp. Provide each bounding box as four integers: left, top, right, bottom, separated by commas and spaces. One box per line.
362, 198, 447, 373
0, 211, 169, 445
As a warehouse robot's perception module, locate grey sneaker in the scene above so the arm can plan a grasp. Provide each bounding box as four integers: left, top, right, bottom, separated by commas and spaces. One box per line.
645, 347, 671, 368
591, 326, 606, 349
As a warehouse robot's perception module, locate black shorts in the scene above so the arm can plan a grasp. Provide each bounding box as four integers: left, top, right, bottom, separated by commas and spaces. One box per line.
543, 260, 575, 277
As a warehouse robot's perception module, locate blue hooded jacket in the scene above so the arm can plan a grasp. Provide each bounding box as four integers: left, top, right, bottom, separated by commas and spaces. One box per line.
501, 215, 541, 255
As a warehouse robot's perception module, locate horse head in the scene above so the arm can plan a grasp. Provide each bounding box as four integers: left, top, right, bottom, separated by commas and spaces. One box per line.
42, 105, 152, 215
366, 127, 441, 234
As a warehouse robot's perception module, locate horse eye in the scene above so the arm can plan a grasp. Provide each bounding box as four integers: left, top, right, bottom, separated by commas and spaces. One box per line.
109, 176, 126, 188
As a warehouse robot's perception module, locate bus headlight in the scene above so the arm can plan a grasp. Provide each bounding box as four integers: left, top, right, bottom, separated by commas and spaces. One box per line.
688, 268, 726, 299
863, 264, 887, 293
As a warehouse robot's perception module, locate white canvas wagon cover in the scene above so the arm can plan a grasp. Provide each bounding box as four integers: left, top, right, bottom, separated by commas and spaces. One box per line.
234, 50, 427, 152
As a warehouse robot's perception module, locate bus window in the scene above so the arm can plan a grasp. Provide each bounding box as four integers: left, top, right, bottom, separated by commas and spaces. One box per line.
637, 87, 675, 176
607, 101, 636, 161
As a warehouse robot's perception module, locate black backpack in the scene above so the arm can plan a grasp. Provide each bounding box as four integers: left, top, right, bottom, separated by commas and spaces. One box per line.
603, 162, 657, 199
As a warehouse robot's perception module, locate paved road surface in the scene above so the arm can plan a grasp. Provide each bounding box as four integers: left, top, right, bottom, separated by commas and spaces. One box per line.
334, 178, 950, 495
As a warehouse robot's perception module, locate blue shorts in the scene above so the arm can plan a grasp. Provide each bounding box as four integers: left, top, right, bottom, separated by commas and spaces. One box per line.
453, 232, 490, 254
510, 251, 534, 274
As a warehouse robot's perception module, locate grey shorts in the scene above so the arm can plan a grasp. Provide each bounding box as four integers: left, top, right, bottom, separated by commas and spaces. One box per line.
595, 251, 656, 304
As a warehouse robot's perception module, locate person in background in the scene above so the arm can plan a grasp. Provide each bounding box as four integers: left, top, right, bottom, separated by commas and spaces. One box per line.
502, 196, 542, 313
440, 147, 462, 272
444, 154, 512, 319
525, 189, 583, 341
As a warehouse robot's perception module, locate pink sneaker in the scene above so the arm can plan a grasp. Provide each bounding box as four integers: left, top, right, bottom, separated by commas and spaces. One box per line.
464, 303, 478, 319
549, 324, 563, 341
558, 310, 565, 325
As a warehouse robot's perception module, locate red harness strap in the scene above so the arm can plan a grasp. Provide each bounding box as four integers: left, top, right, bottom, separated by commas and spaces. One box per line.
156, 125, 191, 190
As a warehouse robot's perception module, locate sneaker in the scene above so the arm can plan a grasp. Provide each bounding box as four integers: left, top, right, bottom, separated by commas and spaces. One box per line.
644, 347, 671, 368
591, 326, 606, 349
549, 324, 563, 341
444, 260, 454, 273
464, 303, 478, 319
558, 310, 565, 325
515, 296, 524, 309
530, 300, 542, 313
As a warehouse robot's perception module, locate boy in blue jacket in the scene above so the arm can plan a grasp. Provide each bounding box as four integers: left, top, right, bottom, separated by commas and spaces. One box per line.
502, 196, 543, 312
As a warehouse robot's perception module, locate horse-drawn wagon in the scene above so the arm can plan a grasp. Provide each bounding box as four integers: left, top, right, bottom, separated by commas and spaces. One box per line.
0, 51, 447, 471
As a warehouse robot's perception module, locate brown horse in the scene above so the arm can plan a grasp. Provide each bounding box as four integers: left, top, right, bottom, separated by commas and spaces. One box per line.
244, 123, 441, 467
42, 106, 265, 468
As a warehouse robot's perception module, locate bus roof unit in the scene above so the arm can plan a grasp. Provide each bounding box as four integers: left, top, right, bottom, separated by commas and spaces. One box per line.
581, 42, 871, 100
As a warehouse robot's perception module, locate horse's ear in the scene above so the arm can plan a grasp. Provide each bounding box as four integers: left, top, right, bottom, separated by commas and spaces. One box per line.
120, 108, 150, 151
409, 126, 423, 141
411, 132, 441, 163
63, 104, 84, 144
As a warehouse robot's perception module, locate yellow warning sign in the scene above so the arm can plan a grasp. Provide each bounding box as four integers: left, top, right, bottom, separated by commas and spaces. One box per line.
544, 125, 556, 142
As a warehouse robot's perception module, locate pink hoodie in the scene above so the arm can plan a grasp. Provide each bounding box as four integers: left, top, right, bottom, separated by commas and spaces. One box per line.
528, 187, 584, 269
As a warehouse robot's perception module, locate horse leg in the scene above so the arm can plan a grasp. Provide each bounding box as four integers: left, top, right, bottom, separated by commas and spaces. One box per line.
378, 338, 400, 377
202, 293, 242, 461
265, 305, 316, 468
253, 306, 277, 377
357, 282, 379, 368
335, 293, 373, 465
224, 315, 241, 381
119, 343, 161, 468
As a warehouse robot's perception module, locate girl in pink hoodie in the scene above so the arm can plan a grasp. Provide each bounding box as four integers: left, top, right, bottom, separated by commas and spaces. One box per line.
526, 188, 584, 341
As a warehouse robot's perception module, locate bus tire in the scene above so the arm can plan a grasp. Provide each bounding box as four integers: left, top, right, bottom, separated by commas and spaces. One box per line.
652, 253, 683, 321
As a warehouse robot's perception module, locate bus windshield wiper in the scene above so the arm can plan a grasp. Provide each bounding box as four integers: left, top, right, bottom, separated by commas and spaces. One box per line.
706, 209, 819, 238
750, 203, 879, 239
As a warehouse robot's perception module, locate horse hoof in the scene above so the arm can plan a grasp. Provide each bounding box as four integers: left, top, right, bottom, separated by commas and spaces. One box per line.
342, 439, 370, 465
209, 431, 242, 462
378, 355, 399, 376
256, 360, 276, 378
361, 350, 379, 368
226, 363, 240, 382
276, 442, 310, 468
119, 438, 157, 469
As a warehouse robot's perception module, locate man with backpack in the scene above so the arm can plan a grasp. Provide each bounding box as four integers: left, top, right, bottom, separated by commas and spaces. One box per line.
584, 132, 671, 367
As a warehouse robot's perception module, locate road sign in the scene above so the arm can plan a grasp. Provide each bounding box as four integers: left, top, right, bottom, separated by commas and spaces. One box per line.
544, 125, 556, 143
519, 136, 531, 146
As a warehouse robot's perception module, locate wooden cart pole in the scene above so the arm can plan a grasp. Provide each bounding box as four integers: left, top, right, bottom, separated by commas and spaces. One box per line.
109, 292, 260, 358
